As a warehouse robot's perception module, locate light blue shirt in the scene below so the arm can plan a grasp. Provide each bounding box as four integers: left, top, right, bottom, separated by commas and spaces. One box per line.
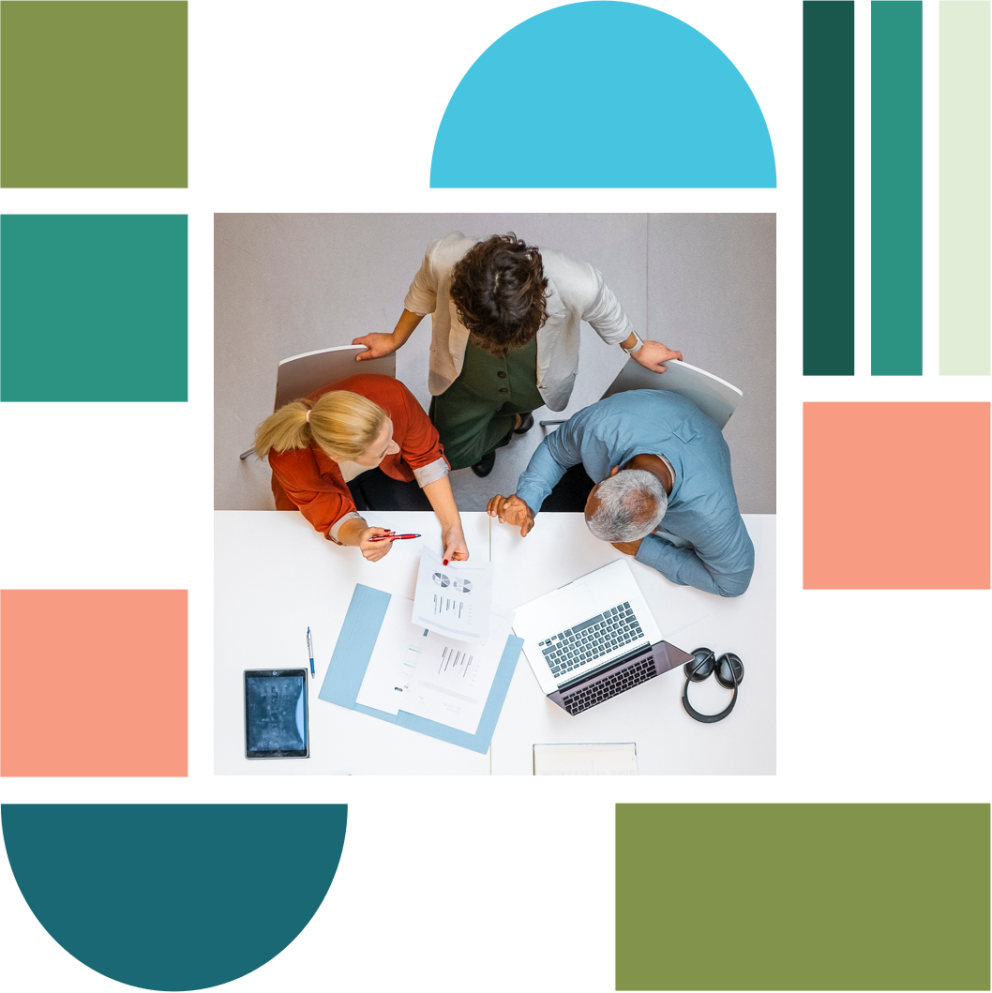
515, 391, 754, 597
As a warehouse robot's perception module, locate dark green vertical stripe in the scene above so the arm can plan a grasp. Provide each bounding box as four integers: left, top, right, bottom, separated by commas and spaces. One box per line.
872, 1, 923, 375
804, 1, 854, 375
617, 804, 991, 991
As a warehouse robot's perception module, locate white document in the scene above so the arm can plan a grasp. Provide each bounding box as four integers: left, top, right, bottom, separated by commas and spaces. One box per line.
533, 742, 638, 776
412, 545, 493, 644
356, 595, 512, 735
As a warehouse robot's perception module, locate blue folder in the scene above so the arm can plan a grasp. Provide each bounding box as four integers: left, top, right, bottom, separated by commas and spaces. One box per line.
318, 584, 522, 754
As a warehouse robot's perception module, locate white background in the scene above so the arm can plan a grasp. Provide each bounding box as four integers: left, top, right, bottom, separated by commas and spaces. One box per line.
1, 1, 989, 991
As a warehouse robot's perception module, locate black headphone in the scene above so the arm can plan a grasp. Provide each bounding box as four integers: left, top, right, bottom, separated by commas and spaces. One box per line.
682, 647, 744, 723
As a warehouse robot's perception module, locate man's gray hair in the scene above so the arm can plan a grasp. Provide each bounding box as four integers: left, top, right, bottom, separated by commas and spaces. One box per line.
586, 469, 668, 542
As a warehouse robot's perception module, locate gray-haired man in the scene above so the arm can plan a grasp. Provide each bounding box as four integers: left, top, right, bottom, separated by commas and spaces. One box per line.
486, 390, 754, 597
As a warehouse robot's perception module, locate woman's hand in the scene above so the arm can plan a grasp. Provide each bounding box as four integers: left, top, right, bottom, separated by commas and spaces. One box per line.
441, 524, 469, 563
358, 526, 394, 562
352, 332, 400, 361
632, 340, 683, 373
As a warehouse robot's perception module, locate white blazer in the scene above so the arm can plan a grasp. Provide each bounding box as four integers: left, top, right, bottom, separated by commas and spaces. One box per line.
403, 231, 635, 412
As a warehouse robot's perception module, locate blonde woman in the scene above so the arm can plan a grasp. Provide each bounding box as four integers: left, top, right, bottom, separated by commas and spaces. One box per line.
254, 373, 468, 563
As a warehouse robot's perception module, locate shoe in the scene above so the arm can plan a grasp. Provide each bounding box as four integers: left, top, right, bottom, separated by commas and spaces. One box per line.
470, 450, 496, 477
513, 412, 534, 434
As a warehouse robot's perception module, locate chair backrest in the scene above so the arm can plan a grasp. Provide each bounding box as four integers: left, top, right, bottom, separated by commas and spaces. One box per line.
600, 358, 743, 430
273, 345, 396, 411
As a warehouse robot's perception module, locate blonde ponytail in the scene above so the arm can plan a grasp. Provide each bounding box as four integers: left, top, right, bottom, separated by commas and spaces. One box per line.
254, 391, 388, 462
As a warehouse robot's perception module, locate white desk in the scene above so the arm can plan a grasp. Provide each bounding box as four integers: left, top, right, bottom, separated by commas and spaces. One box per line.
214, 511, 492, 775
215, 511, 775, 775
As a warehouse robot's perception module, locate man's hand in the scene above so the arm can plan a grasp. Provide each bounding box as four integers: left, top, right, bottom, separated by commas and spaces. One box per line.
486, 494, 535, 537
611, 539, 643, 557
631, 340, 683, 373
441, 524, 469, 563
358, 527, 394, 562
352, 332, 400, 361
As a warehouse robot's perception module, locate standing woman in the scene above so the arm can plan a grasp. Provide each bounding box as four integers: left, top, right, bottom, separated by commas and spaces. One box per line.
351, 232, 682, 477
254, 373, 468, 563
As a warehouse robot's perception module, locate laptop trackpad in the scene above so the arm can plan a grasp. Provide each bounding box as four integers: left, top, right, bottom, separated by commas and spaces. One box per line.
549, 579, 602, 629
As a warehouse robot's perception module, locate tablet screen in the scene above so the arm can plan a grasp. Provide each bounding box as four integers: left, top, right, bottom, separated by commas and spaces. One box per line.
244, 670, 309, 758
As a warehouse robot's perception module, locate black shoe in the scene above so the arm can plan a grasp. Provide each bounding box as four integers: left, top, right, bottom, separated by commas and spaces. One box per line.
513, 412, 534, 434
470, 450, 496, 477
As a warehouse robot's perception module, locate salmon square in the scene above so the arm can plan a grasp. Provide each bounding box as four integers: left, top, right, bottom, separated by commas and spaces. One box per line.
1, 590, 187, 776
804, 403, 990, 589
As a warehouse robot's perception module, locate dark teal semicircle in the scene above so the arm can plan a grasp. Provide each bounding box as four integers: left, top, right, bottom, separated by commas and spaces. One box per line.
2, 804, 348, 991
431, 1, 776, 188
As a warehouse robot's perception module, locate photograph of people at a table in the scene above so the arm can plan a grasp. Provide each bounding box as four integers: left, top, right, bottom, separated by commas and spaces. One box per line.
215, 213, 775, 775
243, 226, 763, 598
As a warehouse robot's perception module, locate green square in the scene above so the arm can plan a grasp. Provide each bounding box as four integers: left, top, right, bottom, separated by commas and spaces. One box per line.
617, 804, 990, 990
1, 1, 187, 188
1, 215, 188, 401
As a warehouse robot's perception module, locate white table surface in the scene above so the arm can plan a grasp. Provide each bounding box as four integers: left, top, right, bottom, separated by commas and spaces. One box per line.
215, 510, 775, 775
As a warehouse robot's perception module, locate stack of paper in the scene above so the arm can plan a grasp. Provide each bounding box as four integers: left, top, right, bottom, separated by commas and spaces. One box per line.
356, 596, 512, 736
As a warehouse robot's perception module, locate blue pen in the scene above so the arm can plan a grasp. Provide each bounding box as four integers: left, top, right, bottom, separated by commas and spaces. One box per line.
306, 626, 315, 678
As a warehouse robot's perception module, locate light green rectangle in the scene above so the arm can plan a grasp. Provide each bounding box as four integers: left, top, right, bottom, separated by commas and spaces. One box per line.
940, 1, 990, 375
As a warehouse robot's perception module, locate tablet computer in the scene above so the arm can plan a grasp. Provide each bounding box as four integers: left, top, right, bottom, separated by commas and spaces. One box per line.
244, 669, 310, 758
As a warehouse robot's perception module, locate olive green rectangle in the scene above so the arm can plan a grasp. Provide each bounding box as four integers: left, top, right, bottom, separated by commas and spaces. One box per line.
616, 804, 990, 990
940, 1, 990, 375
0, 1, 187, 188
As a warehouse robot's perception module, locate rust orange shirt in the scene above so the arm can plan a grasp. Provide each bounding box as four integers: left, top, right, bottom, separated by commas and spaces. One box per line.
269, 374, 447, 539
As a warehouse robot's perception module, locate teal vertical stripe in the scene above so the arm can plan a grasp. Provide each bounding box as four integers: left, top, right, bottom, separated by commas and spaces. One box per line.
804, 1, 854, 375
872, 1, 923, 375
940, 1, 990, 375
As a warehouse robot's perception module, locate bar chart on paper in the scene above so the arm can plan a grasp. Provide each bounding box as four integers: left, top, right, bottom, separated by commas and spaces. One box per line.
432, 575, 472, 623
395, 637, 479, 691
437, 644, 474, 677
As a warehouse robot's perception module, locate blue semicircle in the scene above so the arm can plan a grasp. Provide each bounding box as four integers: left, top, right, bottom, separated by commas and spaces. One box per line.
2, 804, 348, 991
431, 1, 776, 188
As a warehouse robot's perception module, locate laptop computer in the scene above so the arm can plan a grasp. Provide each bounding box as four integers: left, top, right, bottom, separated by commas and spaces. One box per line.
512, 560, 694, 716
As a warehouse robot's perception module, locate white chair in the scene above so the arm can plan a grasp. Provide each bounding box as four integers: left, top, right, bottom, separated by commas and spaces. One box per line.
539, 358, 743, 432
239, 345, 396, 460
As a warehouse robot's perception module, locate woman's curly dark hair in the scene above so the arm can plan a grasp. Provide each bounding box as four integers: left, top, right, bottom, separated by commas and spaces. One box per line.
449, 233, 549, 358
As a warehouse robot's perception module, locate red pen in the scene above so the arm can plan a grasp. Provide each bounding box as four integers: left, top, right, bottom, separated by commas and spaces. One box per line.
367, 532, 422, 542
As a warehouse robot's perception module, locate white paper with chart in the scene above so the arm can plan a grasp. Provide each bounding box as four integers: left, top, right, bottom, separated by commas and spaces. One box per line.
355, 594, 512, 735
412, 545, 493, 643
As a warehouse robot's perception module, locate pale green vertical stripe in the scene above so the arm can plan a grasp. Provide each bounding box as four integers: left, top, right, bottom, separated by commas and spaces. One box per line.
940, 1, 990, 375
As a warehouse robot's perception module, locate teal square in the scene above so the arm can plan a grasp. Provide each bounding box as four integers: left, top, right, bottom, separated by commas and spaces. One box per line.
1, 215, 187, 401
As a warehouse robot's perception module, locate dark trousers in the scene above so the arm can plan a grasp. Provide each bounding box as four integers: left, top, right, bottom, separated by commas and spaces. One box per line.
346, 468, 432, 512
539, 462, 598, 513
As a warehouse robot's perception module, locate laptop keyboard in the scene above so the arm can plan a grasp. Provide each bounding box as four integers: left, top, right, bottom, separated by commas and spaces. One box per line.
561, 657, 658, 716
539, 602, 645, 679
